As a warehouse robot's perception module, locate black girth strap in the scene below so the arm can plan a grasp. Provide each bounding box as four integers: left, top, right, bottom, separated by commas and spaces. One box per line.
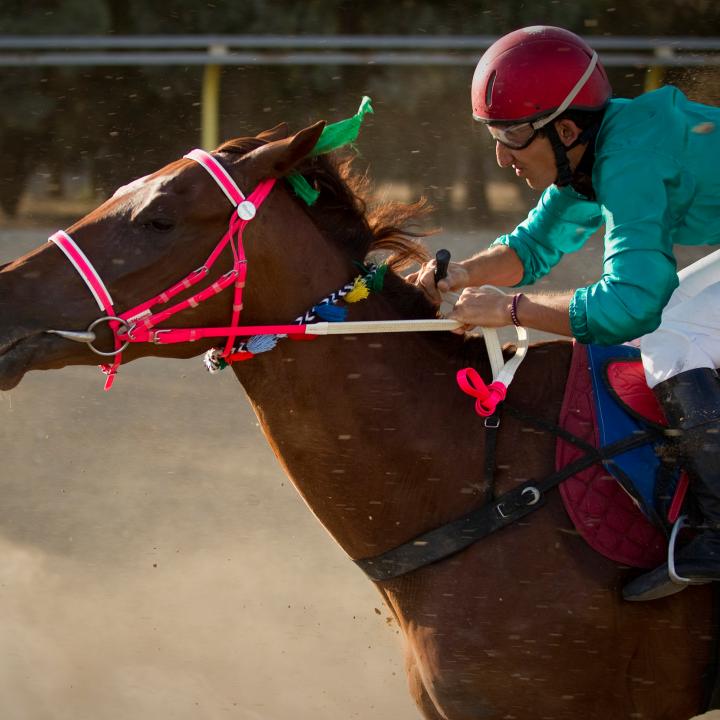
355, 405, 660, 582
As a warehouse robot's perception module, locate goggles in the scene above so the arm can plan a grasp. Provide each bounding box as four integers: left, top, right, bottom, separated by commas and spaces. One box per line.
480, 50, 599, 150
487, 122, 539, 150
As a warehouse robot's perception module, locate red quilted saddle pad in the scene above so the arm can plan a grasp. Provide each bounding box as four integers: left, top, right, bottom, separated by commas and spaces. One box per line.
605, 359, 667, 425
556, 343, 666, 568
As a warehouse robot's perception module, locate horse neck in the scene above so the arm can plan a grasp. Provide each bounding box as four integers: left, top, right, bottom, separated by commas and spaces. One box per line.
232, 191, 572, 561
233, 273, 571, 564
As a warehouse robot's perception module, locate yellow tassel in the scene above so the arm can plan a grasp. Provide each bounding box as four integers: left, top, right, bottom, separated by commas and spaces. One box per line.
345, 276, 370, 303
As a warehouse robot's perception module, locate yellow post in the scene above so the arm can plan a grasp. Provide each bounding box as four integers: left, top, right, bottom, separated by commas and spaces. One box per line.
645, 45, 671, 93
202, 63, 221, 151
644, 65, 664, 93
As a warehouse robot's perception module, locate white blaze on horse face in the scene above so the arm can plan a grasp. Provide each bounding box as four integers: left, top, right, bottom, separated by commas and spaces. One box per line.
112, 174, 151, 199
111, 170, 183, 225
112, 173, 174, 214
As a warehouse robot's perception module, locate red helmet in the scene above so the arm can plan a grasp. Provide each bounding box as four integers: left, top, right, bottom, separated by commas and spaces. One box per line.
471, 26, 611, 125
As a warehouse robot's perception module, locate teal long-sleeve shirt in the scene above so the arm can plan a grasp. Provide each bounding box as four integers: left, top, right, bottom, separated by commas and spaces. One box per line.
492, 86, 720, 345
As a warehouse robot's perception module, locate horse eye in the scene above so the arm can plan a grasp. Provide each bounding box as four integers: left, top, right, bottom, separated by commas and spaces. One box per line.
145, 218, 175, 233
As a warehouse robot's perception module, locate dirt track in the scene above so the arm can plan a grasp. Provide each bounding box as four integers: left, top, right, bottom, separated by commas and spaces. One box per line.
0, 226, 711, 719
1, 229, 422, 719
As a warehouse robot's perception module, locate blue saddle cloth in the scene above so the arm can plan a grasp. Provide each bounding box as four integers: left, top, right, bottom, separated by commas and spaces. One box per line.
586, 343, 675, 529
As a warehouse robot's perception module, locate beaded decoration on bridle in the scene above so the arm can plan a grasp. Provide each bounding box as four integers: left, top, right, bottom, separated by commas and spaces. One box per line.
203, 261, 387, 372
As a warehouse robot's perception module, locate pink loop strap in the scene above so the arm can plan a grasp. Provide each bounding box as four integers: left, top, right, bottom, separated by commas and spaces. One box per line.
456, 367, 507, 417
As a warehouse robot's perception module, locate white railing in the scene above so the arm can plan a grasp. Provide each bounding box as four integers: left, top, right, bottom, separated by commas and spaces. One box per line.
0, 35, 718, 66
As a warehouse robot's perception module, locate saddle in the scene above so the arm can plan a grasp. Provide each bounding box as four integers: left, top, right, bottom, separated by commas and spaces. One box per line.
557, 342, 688, 568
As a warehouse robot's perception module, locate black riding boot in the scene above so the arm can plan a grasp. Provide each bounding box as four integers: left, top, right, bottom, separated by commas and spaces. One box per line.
623, 367, 720, 602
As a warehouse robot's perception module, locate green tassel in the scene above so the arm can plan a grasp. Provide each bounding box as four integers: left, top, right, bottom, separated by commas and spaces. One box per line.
310, 96, 373, 157
286, 174, 320, 205
286, 97, 374, 206
366, 263, 388, 293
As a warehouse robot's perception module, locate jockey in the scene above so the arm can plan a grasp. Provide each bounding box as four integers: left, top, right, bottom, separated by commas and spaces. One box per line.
412, 26, 720, 602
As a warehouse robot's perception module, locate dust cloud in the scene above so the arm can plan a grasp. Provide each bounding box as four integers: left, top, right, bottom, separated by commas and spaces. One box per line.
0, 227, 419, 719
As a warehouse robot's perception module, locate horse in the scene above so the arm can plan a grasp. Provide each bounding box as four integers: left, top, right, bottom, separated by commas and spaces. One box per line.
0, 118, 716, 720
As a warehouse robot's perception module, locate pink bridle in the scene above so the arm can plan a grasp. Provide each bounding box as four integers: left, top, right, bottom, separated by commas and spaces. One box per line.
49, 148, 276, 390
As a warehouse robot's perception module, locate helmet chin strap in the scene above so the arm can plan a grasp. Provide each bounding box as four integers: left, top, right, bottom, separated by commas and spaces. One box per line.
545, 123, 574, 187
547, 117, 604, 188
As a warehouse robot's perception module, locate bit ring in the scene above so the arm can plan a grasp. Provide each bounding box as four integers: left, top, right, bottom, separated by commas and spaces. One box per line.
86, 316, 131, 357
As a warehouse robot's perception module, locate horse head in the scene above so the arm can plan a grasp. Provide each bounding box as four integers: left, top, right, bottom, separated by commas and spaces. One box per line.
1, 118, 420, 390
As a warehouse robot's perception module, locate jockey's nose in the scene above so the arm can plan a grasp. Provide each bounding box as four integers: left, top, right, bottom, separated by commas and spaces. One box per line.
495, 141, 514, 168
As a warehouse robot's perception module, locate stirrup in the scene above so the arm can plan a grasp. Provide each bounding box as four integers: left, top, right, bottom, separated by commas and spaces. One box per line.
667, 515, 693, 585
622, 514, 711, 601
666, 514, 713, 587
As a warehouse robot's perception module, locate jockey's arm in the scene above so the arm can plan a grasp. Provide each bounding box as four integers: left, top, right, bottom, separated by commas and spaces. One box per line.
409, 243, 524, 305
457, 243, 525, 288
411, 242, 574, 336
411, 185, 601, 305
447, 286, 573, 337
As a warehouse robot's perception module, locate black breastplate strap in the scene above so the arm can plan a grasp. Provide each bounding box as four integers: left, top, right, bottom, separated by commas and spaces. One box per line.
354, 406, 659, 582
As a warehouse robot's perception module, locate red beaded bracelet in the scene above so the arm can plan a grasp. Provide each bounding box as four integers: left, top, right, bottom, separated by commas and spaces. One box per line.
510, 292, 524, 327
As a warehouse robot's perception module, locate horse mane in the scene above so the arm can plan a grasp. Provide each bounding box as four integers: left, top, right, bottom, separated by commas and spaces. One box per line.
218, 133, 489, 368
217, 135, 431, 271
218, 133, 438, 306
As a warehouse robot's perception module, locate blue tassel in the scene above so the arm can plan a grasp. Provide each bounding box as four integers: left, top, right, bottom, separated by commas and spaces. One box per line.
246, 334, 279, 354
313, 302, 347, 322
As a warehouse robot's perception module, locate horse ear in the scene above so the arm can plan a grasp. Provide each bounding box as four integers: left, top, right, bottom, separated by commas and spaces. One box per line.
256, 122, 290, 142
244, 120, 326, 178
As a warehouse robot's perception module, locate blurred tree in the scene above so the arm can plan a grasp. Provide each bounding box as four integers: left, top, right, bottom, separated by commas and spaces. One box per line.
0, 0, 109, 215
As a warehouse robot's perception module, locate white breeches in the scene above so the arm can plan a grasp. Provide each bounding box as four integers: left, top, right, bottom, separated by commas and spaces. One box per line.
641, 248, 720, 388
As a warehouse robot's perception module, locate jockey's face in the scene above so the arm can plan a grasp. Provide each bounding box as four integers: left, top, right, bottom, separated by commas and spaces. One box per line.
494, 132, 558, 190
493, 119, 583, 190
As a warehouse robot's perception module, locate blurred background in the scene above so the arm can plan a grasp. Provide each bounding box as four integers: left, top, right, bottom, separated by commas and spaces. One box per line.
2, 0, 719, 231
0, 2, 719, 718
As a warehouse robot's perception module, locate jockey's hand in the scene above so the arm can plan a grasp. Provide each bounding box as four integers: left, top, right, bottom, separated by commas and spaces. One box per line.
407, 260, 470, 306
446, 286, 512, 334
